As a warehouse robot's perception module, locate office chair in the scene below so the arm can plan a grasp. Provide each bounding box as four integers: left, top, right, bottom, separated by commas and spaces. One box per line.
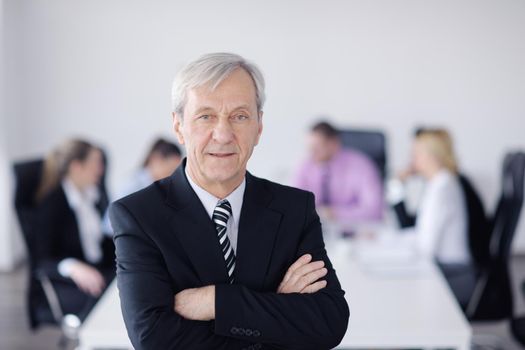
12, 158, 61, 329
96, 149, 110, 214
466, 152, 525, 321
13, 154, 112, 335
459, 174, 491, 267
338, 129, 387, 181
14, 157, 83, 344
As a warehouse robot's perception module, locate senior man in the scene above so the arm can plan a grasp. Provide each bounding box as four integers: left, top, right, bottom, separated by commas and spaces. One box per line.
110, 52, 349, 350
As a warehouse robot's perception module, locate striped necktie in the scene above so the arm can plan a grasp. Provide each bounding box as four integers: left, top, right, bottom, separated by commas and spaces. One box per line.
320, 164, 331, 205
213, 200, 236, 284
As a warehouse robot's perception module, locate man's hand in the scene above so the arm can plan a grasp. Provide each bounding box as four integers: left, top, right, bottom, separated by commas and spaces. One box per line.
174, 285, 215, 321
277, 254, 328, 294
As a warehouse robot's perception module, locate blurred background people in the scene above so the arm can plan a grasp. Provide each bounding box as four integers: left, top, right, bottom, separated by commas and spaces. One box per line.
113, 137, 182, 200
101, 138, 182, 234
387, 128, 475, 306
293, 121, 383, 223
35, 139, 115, 321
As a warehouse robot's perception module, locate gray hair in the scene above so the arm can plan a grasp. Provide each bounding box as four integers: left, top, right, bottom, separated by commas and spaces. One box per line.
171, 52, 266, 116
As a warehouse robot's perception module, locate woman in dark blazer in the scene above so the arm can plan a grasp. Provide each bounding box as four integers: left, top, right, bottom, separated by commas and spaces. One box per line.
35, 139, 115, 320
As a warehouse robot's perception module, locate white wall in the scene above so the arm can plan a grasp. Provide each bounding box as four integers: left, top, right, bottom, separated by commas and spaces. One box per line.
0, 0, 9, 270
1, 0, 25, 271
3, 0, 525, 266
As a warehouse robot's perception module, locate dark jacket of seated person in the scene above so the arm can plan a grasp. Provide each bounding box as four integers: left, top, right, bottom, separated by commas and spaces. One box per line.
35, 139, 115, 320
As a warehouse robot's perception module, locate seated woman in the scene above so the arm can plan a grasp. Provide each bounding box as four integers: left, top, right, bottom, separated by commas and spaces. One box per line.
35, 139, 115, 320
387, 128, 475, 307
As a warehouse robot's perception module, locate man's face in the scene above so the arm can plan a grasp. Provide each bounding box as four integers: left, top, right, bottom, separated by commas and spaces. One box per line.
173, 68, 263, 189
308, 132, 339, 163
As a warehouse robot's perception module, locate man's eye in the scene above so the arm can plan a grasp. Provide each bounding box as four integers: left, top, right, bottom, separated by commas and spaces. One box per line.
198, 115, 210, 120
234, 114, 249, 121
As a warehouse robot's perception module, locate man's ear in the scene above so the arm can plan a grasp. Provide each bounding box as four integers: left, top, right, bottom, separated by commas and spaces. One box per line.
172, 112, 185, 145
255, 111, 264, 146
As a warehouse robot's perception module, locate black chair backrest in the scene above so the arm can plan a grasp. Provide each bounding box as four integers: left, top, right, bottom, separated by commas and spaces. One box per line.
489, 152, 525, 262
459, 174, 491, 266
338, 129, 387, 180
14, 159, 44, 210
13, 159, 44, 262
96, 150, 110, 214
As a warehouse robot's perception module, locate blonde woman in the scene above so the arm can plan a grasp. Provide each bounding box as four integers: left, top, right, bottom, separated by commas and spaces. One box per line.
388, 128, 475, 306
35, 139, 114, 320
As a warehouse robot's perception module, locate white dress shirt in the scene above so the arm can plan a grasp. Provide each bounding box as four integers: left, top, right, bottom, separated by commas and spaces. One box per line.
185, 165, 245, 253
403, 170, 470, 264
58, 178, 103, 276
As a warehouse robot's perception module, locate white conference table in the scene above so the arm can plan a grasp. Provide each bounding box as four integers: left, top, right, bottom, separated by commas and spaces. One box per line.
77, 278, 131, 350
78, 239, 471, 350
327, 238, 471, 350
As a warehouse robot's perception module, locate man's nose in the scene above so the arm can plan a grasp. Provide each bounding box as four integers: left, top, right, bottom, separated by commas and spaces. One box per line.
212, 118, 234, 144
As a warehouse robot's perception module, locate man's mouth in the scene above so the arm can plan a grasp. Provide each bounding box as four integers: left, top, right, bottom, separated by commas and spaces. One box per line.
208, 152, 235, 158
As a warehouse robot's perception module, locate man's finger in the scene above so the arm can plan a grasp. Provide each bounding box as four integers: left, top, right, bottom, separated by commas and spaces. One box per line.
295, 267, 327, 290
282, 254, 312, 283
287, 254, 312, 274
293, 260, 325, 279
286, 261, 325, 286
301, 280, 327, 294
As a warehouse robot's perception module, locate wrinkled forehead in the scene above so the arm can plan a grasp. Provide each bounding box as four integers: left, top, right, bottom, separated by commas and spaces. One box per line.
184, 69, 259, 113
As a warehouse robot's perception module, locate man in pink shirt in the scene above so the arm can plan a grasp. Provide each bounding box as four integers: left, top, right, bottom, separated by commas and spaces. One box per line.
293, 121, 383, 223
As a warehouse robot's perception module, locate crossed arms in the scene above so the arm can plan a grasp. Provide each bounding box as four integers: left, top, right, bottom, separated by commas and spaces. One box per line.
174, 253, 328, 321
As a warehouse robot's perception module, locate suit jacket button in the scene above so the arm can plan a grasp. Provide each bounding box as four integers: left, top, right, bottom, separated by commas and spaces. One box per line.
230, 327, 238, 335
245, 329, 253, 336
253, 330, 261, 337
239, 328, 246, 336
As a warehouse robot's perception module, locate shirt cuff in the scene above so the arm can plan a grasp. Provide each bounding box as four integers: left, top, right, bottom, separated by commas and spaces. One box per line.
386, 178, 406, 205
58, 258, 79, 277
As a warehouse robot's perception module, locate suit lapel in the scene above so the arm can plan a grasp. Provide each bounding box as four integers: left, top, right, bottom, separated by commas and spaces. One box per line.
164, 161, 230, 285
235, 173, 282, 290
164, 162, 283, 289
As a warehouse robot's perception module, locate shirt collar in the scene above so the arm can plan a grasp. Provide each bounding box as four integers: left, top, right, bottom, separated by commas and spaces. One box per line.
311, 148, 344, 168
430, 169, 453, 184
184, 164, 245, 225
62, 177, 100, 209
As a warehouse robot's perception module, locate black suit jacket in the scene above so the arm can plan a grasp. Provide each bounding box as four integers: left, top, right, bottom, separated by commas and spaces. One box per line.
110, 163, 349, 350
36, 185, 115, 279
